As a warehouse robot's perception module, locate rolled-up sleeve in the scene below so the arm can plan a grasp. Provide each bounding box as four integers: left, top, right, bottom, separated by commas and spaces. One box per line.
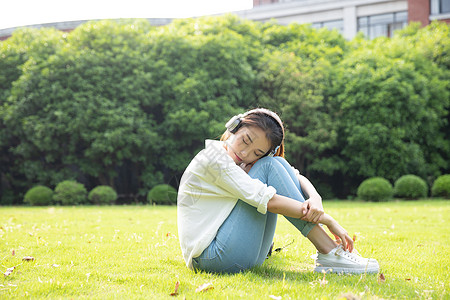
213, 163, 276, 214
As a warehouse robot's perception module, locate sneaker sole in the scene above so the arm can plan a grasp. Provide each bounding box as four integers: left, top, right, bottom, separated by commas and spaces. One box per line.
314, 266, 379, 274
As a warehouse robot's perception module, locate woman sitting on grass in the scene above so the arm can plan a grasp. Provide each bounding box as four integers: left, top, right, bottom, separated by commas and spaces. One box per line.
177, 108, 379, 274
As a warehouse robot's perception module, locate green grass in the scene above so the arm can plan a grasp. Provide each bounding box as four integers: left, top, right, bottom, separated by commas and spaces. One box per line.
1, 200, 449, 299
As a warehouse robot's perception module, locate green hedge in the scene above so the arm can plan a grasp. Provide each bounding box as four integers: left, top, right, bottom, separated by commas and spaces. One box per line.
431, 174, 450, 198
88, 185, 118, 205
147, 184, 177, 205
394, 175, 428, 199
357, 177, 393, 202
53, 180, 87, 205
24, 186, 54, 206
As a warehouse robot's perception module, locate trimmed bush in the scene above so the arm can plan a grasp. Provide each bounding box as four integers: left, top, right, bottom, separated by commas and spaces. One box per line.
53, 180, 87, 205
431, 174, 450, 198
88, 186, 118, 205
147, 184, 177, 205
394, 174, 428, 199
24, 185, 54, 206
357, 177, 393, 202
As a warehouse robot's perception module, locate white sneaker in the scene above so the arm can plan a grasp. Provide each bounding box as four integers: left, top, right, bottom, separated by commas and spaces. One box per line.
314, 245, 379, 274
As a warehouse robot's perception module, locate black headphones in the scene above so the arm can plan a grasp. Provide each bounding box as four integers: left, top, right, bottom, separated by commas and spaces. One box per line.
225, 109, 284, 157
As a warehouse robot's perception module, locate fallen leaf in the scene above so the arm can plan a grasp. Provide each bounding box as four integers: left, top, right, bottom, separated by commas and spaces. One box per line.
166, 232, 171, 237
170, 281, 180, 296
319, 276, 328, 286
378, 273, 386, 284
12, 249, 15, 256
4, 267, 15, 277
195, 282, 213, 293
22, 256, 35, 261
269, 295, 282, 300
352, 234, 357, 242
405, 278, 411, 281
319, 270, 328, 286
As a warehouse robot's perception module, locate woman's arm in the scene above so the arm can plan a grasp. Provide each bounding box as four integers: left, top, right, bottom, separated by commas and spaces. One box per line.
297, 174, 324, 223
267, 194, 309, 219
319, 213, 354, 252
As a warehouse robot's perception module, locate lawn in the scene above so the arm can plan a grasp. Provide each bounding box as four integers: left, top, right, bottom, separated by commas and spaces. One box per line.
1, 200, 449, 299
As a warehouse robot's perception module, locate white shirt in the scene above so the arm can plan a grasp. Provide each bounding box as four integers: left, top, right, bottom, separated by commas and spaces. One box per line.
177, 139, 277, 269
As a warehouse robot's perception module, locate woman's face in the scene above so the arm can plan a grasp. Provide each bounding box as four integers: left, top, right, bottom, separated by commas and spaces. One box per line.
226, 126, 272, 165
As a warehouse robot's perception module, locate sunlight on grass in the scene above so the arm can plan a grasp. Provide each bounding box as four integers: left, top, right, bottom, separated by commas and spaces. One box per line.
1, 201, 449, 299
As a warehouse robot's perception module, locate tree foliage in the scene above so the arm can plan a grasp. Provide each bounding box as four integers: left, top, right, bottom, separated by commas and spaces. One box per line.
0, 16, 449, 203
332, 24, 449, 193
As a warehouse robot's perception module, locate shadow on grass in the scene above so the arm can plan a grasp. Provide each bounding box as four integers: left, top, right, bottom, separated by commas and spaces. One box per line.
250, 264, 313, 282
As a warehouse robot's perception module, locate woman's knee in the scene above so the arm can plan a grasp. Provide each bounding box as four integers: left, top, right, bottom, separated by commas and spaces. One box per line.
272, 156, 291, 169
253, 156, 276, 166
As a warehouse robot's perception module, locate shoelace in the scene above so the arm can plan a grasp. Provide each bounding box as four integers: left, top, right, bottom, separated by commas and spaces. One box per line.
335, 246, 366, 263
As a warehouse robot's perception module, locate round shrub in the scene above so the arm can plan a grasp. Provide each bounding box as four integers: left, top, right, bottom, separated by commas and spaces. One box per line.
24, 186, 54, 206
88, 185, 118, 205
431, 174, 450, 198
53, 180, 87, 205
394, 174, 428, 199
147, 184, 177, 205
357, 177, 393, 202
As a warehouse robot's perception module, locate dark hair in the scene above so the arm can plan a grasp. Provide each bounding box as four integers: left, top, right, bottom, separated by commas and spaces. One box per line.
221, 109, 285, 157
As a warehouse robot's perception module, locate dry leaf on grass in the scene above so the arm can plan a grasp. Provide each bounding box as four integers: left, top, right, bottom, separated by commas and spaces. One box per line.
319, 276, 328, 286
378, 273, 386, 284
319, 269, 328, 286
170, 281, 180, 296
195, 282, 213, 293
23, 256, 35, 261
12, 249, 15, 256
4, 267, 15, 277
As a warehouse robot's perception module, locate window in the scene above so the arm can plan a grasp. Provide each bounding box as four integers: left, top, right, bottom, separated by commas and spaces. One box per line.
431, 0, 450, 14
358, 11, 408, 39
311, 19, 344, 34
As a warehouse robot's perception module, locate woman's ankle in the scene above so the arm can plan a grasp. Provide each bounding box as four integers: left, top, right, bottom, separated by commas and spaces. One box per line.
306, 225, 339, 254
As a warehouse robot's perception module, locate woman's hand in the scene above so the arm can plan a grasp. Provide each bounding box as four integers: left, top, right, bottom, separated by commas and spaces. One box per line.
300, 196, 324, 224
320, 214, 354, 252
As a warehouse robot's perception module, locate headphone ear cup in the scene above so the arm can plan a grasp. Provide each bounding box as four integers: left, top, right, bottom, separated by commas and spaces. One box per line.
225, 115, 241, 133
267, 145, 280, 157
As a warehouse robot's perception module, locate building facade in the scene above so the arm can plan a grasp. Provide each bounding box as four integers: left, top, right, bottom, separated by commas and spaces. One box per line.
240, 0, 450, 39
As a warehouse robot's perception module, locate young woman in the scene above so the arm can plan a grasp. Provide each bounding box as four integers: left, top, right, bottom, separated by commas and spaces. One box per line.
177, 108, 379, 274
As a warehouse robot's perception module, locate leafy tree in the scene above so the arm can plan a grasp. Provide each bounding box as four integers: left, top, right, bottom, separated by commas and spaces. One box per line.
332, 27, 449, 193
0, 27, 65, 203
145, 18, 260, 181
257, 51, 338, 177
3, 20, 161, 199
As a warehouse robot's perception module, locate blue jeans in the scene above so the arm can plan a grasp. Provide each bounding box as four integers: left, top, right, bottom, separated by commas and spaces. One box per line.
192, 156, 316, 273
